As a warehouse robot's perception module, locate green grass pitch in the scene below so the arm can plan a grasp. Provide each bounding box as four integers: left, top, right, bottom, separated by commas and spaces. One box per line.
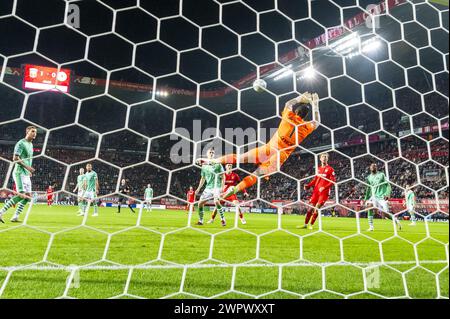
429, 0, 449, 6
0, 205, 448, 299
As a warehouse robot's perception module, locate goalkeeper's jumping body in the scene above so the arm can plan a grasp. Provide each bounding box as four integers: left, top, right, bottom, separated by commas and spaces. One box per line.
197, 93, 320, 198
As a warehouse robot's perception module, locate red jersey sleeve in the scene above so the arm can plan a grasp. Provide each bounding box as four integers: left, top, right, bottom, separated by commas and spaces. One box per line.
306, 176, 317, 189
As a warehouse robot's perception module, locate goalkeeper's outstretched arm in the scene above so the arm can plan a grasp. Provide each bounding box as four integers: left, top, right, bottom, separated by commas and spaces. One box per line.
311, 93, 320, 129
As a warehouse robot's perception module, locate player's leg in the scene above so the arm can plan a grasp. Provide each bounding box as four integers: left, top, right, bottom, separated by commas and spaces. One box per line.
117, 197, 122, 213
92, 199, 99, 217
148, 200, 152, 212
207, 207, 218, 224
367, 209, 375, 231
234, 148, 293, 196
77, 196, 81, 213
234, 200, 246, 224
215, 191, 226, 227
82, 192, 94, 216
0, 195, 24, 222
299, 192, 319, 229
408, 206, 416, 225
310, 203, 325, 228
128, 201, 136, 213
10, 176, 33, 222
310, 194, 329, 229
197, 200, 206, 225
0, 176, 27, 222
380, 199, 401, 230
197, 189, 211, 225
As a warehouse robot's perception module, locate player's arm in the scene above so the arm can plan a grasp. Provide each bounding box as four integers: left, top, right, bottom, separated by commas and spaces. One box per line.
284, 92, 312, 111
382, 173, 391, 200
12, 154, 35, 174
73, 184, 78, 193
304, 176, 317, 190
196, 177, 205, 195
310, 93, 320, 129
95, 177, 100, 195
363, 178, 372, 204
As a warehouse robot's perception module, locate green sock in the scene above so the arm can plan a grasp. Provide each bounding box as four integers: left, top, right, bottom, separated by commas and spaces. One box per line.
198, 206, 204, 221
14, 198, 29, 217
1, 196, 23, 214
368, 210, 374, 227
217, 205, 225, 220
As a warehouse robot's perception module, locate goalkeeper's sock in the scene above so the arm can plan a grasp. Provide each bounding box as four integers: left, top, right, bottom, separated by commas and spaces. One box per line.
239, 209, 243, 219
93, 203, 98, 215
78, 201, 83, 212
236, 176, 257, 194
311, 212, 319, 225
304, 210, 313, 225
0, 196, 23, 214
211, 210, 217, 220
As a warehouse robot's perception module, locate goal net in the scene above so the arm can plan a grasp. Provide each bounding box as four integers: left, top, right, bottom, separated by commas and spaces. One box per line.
0, 0, 448, 299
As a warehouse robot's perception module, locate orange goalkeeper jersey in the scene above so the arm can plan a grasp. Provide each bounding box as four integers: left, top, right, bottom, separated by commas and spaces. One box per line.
269, 107, 316, 149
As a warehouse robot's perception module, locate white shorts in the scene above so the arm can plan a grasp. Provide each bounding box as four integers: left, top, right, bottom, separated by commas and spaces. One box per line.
83, 191, 96, 201
407, 205, 415, 213
14, 174, 32, 193
200, 188, 221, 201
145, 198, 152, 202
369, 197, 389, 213
78, 190, 85, 198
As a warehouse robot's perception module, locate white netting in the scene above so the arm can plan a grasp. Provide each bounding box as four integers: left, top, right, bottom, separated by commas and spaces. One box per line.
0, 0, 448, 299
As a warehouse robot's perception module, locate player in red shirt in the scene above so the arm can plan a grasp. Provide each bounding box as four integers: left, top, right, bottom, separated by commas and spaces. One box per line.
47, 185, 54, 206
207, 164, 249, 225
300, 153, 336, 230
186, 186, 195, 211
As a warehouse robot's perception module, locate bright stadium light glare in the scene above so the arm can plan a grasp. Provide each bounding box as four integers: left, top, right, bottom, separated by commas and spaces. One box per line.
271, 64, 293, 81
303, 67, 316, 79
362, 39, 381, 53
274, 69, 294, 81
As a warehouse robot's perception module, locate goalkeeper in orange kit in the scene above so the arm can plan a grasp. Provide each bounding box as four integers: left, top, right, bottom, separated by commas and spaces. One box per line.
197, 92, 321, 198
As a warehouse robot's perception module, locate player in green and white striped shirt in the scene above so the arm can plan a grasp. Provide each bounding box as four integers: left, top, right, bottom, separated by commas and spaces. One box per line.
195, 148, 226, 226
73, 168, 86, 215
404, 184, 417, 226
363, 163, 401, 231
79, 163, 99, 217
0, 126, 37, 224
144, 184, 153, 212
